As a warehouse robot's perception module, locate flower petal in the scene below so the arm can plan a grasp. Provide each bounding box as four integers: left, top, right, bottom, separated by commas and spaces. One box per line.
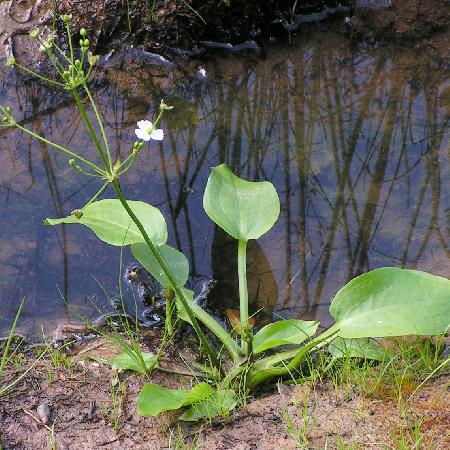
135, 128, 150, 141
150, 128, 164, 141
137, 120, 152, 131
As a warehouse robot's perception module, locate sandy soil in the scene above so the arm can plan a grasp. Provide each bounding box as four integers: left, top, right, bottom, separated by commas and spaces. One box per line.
1, 336, 449, 449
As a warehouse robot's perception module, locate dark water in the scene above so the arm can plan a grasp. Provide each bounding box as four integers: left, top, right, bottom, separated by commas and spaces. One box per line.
1, 31, 449, 337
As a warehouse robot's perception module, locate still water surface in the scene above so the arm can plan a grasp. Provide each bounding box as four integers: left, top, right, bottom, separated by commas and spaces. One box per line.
1, 31, 449, 337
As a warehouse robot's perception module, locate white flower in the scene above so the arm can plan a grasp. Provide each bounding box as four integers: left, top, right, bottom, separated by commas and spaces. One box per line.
135, 120, 164, 141
197, 67, 207, 78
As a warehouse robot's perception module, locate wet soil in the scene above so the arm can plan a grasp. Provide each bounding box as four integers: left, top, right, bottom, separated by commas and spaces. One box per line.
1, 336, 449, 449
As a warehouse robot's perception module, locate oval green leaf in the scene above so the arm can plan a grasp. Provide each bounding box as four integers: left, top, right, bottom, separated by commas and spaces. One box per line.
203, 164, 280, 241
131, 243, 189, 288
179, 389, 237, 422
106, 352, 158, 373
328, 337, 392, 361
331, 268, 450, 338
252, 319, 319, 355
137, 382, 214, 417
45, 199, 167, 246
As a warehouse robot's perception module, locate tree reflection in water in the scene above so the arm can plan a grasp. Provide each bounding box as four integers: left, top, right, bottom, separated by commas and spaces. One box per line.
0, 32, 448, 335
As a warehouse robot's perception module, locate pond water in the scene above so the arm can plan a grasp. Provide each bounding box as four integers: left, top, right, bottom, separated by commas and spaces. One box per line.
1, 30, 449, 338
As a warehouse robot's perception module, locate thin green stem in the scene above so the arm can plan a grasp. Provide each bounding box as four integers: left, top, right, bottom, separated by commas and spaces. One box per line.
12, 122, 104, 175
0, 298, 25, 379
72, 89, 111, 172
65, 22, 74, 62
110, 180, 221, 370
37, 39, 67, 77
50, 40, 75, 66
116, 156, 136, 176
238, 239, 251, 355
11, 62, 66, 88
82, 84, 113, 170
82, 181, 109, 209
165, 289, 174, 337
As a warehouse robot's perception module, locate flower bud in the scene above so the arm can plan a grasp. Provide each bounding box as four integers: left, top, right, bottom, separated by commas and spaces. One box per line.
29, 29, 40, 39
88, 52, 99, 66
80, 28, 87, 37
62, 14, 72, 24
132, 141, 144, 154
160, 99, 174, 111
68, 159, 82, 172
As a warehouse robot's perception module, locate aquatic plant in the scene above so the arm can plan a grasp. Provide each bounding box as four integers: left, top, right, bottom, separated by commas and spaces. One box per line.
1, 16, 449, 422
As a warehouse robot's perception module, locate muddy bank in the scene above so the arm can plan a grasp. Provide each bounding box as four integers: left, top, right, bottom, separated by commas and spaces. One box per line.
1, 336, 449, 449
1, 0, 449, 63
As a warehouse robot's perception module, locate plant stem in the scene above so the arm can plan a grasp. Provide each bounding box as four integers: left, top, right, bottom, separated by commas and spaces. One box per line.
0, 298, 25, 379
72, 90, 111, 172
11, 62, 66, 88
238, 239, 251, 355
82, 84, 113, 170
246, 325, 339, 389
13, 122, 104, 175
110, 180, 221, 370
83, 181, 109, 209
165, 289, 174, 337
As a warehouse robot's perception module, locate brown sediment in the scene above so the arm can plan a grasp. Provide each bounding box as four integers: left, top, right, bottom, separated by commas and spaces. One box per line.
1, 336, 449, 449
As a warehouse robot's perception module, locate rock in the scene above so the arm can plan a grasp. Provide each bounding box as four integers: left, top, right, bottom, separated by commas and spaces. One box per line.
36, 404, 51, 425
354, 0, 392, 11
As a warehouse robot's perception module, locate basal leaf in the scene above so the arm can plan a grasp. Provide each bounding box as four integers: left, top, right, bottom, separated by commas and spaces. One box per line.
179, 389, 237, 422
203, 164, 280, 241
106, 352, 158, 373
131, 243, 189, 288
252, 319, 319, 354
137, 382, 214, 417
328, 337, 392, 361
45, 199, 167, 246
331, 268, 450, 338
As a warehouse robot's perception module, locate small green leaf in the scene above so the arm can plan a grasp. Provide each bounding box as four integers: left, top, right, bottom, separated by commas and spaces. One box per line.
137, 382, 214, 417
203, 164, 280, 241
105, 352, 158, 373
131, 243, 189, 288
179, 389, 237, 422
331, 268, 450, 338
328, 337, 392, 361
252, 319, 319, 355
45, 199, 167, 246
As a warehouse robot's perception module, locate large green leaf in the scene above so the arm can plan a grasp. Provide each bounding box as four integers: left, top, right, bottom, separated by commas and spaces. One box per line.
252, 319, 319, 355
328, 337, 392, 361
179, 389, 237, 422
203, 164, 280, 241
131, 243, 189, 288
45, 199, 167, 246
105, 352, 158, 373
331, 268, 450, 338
137, 382, 214, 417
